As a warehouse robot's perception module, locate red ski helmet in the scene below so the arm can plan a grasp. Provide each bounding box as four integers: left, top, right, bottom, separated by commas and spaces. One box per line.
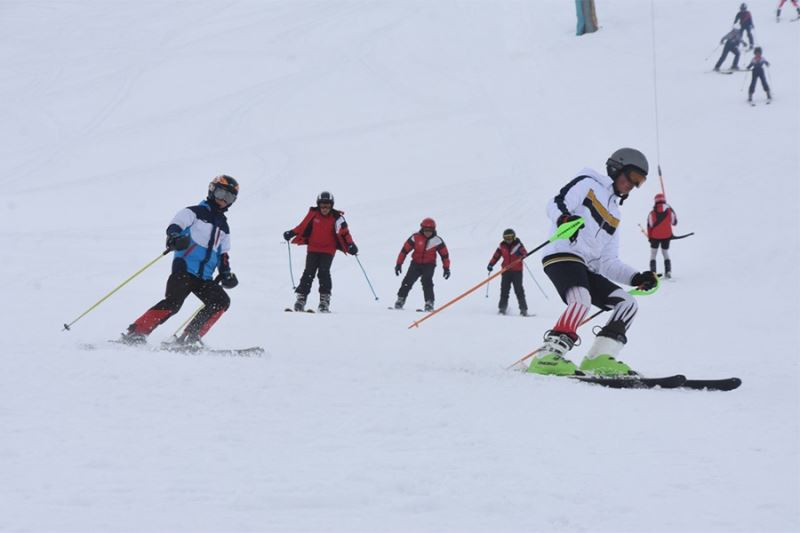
420, 217, 436, 230
654, 193, 666, 204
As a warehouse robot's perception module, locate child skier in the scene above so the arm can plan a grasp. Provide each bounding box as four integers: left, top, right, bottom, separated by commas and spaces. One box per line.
746, 47, 771, 104
776, 0, 800, 21
713, 28, 746, 72
526, 148, 658, 377
734, 3, 755, 49
647, 193, 678, 279
283, 191, 358, 313
487, 228, 529, 316
120, 175, 240, 345
393, 218, 451, 312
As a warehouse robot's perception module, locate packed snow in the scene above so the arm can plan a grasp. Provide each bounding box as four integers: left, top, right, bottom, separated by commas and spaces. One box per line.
2, 1, 798, 531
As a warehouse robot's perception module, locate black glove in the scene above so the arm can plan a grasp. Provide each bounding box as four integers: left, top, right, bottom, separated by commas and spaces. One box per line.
395, 264, 402, 276
631, 271, 658, 290
166, 232, 190, 251
557, 214, 583, 243
347, 243, 358, 255
487, 264, 494, 272
443, 268, 451, 280
283, 230, 295, 242
219, 272, 239, 289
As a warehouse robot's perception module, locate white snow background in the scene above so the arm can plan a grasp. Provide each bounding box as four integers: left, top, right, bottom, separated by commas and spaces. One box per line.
1, 1, 798, 532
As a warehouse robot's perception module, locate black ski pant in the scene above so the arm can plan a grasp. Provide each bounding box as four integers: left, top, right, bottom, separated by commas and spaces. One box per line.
499, 270, 527, 312
296, 251, 334, 296
397, 262, 435, 302
749, 71, 770, 97
714, 45, 740, 70
129, 271, 230, 338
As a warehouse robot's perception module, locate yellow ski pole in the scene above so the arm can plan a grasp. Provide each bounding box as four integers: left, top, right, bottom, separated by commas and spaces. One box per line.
62, 249, 170, 331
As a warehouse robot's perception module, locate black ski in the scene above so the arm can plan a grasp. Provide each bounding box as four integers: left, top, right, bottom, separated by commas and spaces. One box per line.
681, 377, 742, 391
570, 374, 687, 389
284, 308, 315, 313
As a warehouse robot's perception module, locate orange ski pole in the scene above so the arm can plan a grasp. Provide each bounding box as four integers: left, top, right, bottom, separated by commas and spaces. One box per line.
408, 218, 584, 329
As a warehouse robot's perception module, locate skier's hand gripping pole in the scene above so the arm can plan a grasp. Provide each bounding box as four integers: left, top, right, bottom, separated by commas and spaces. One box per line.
408, 218, 585, 329
62, 249, 170, 331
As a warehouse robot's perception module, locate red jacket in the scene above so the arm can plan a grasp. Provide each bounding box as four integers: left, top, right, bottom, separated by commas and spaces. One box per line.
489, 239, 528, 272
647, 203, 677, 240
396, 231, 450, 268
291, 207, 355, 256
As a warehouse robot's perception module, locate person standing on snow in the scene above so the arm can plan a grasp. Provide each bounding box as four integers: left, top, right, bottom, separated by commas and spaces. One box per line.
393, 218, 451, 312
713, 28, 746, 72
283, 191, 358, 313
120, 175, 240, 346
487, 228, 530, 316
776, 0, 800, 21
746, 46, 772, 104
526, 148, 658, 377
647, 193, 678, 279
734, 3, 755, 50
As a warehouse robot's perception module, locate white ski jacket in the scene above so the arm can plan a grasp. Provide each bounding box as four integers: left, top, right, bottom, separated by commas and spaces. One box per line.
541, 167, 637, 286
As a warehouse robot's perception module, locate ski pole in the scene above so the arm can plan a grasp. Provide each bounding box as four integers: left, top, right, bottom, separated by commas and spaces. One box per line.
285, 241, 296, 289
657, 164, 666, 197
523, 262, 549, 300
409, 218, 585, 329
485, 273, 490, 298
704, 43, 721, 61
170, 304, 204, 339
354, 255, 379, 300
504, 279, 661, 370
638, 223, 649, 238
63, 249, 170, 331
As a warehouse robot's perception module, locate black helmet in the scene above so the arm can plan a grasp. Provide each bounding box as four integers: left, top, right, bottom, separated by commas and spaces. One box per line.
503, 228, 516, 240
740, 3, 747, 10
754, 46, 762, 55
316, 191, 334, 207
208, 175, 239, 206
606, 147, 649, 178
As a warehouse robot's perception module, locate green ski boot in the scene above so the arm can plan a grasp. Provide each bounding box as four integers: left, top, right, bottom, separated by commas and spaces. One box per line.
579, 354, 632, 376
527, 331, 579, 376
579, 334, 632, 376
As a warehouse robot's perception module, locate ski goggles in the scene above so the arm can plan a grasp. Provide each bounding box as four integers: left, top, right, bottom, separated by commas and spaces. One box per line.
622, 167, 647, 188
213, 187, 237, 204
503, 233, 515, 241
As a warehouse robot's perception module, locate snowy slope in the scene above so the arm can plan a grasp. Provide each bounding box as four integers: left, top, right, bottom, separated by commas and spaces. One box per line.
1, 1, 798, 532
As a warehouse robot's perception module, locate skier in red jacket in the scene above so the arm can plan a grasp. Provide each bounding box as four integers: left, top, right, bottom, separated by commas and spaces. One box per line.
646, 193, 678, 279
393, 218, 451, 311
487, 228, 529, 316
283, 191, 357, 312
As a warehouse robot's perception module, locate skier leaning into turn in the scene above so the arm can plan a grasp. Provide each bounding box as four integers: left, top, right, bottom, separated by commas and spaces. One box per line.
120, 175, 240, 346
526, 148, 658, 377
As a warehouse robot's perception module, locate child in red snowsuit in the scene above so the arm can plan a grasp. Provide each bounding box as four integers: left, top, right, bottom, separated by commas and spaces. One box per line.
393, 218, 451, 312
283, 191, 357, 312
487, 228, 529, 316
647, 193, 678, 279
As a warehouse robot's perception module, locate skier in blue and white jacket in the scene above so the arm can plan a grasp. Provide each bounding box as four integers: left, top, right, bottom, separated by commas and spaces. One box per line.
526, 148, 658, 377
121, 175, 240, 346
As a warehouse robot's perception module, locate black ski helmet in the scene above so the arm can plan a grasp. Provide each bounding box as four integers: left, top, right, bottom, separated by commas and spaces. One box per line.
208, 175, 239, 206
754, 46, 762, 55
606, 148, 649, 179
316, 191, 334, 206
503, 228, 516, 239
740, 3, 747, 10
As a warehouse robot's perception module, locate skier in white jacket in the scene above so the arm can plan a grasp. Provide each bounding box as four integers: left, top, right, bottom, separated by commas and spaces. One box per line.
527, 148, 659, 376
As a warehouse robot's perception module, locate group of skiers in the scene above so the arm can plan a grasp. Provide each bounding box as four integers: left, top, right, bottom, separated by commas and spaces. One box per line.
713, 3, 775, 104
118, 146, 686, 378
